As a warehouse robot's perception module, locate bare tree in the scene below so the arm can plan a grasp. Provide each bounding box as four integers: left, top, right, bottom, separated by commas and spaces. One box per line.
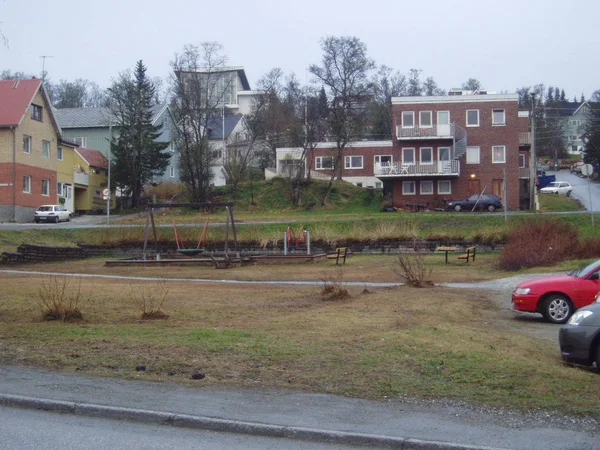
170, 42, 235, 203
407, 69, 422, 96
423, 76, 445, 96
461, 78, 482, 92
309, 36, 375, 204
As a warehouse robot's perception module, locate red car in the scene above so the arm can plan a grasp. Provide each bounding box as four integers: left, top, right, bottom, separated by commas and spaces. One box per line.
512, 259, 600, 324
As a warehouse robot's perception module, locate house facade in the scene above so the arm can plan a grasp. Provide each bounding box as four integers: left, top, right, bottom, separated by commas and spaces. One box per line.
558, 102, 591, 155
278, 92, 531, 210
55, 103, 180, 183
0, 79, 62, 221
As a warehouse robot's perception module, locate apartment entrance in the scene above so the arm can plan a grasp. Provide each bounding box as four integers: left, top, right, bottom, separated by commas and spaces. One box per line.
467, 179, 481, 197
492, 179, 504, 204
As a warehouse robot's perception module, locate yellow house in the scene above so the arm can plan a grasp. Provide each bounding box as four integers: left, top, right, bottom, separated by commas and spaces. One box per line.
72, 147, 112, 214
56, 139, 77, 213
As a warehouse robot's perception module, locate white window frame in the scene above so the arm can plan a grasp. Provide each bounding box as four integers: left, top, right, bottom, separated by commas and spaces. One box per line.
492, 145, 506, 164
420, 180, 434, 195
374, 155, 393, 165
466, 109, 480, 127
402, 111, 415, 128
315, 156, 335, 170
438, 147, 451, 161
23, 135, 31, 154
74, 137, 88, 147
57, 182, 63, 196
57, 146, 63, 161
169, 166, 175, 178
402, 181, 416, 195
492, 109, 505, 126
420, 147, 433, 165
42, 140, 50, 158
375, 181, 382, 189
41, 178, 50, 196
402, 147, 415, 165
466, 146, 480, 164
438, 180, 452, 194
437, 110, 450, 125
518, 154, 526, 168
23, 175, 31, 193
344, 155, 363, 169
419, 111, 432, 128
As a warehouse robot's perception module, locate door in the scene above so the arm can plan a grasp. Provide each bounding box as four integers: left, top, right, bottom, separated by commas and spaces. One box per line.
438, 147, 451, 173
492, 179, 504, 204
467, 179, 480, 197
437, 111, 450, 136
63, 184, 74, 213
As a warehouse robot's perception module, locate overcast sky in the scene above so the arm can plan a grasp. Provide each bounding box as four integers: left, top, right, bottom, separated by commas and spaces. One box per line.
2, 0, 599, 99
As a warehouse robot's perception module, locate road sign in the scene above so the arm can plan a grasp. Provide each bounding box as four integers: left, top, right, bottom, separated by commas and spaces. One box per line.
102, 188, 110, 196
581, 164, 594, 177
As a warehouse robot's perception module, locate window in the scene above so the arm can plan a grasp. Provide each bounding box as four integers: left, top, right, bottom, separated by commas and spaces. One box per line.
169, 167, 175, 178
466, 146, 480, 164
42, 140, 50, 158
402, 181, 416, 195
374, 155, 392, 165
315, 156, 334, 170
164, 116, 170, 125
438, 180, 451, 194
568, 135, 578, 141
57, 146, 63, 160
518, 154, 526, 168
492, 109, 505, 125
31, 104, 43, 121
23, 135, 31, 154
73, 137, 87, 147
169, 142, 175, 153
212, 149, 222, 159
420, 147, 433, 164
57, 182, 63, 196
438, 147, 451, 161
437, 111, 450, 125
420, 181, 433, 195
375, 182, 382, 189
466, 109, 479, 127
402, 148, 415, 164
23, 175, 31, 193
344, 155, 363, 169
41, 178, 50, 196
402, 111, 415, 128
356, 182, 363, 188
492, 145, 506, 163
419, 111, 432, 128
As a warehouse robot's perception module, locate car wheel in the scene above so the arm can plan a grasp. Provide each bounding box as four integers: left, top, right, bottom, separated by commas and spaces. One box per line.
54, 216, 59, 224
66, 216, 70, 222
454, 205, 462, 212
554, 191, 559, 195
34, 219, 40, 223
487, 205, 496, 212
566, 190, 572, 197
542, 294, 572, 324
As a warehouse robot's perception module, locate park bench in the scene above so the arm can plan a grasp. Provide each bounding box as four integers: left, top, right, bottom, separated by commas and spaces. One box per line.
327, 247, 350, 265
457, 246, 476, 263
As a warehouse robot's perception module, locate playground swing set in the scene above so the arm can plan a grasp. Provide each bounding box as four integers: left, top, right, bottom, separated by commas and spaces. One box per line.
173, 213, 210, 256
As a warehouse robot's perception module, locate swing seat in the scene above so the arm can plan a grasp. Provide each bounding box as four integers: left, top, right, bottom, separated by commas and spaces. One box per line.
177, 248, 205, 256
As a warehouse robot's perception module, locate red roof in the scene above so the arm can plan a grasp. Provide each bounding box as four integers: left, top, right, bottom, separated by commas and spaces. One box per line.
76, 147, 108, 169
0, 79, 43, 127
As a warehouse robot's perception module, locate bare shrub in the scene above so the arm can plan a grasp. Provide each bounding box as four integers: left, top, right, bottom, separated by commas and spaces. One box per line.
320, 269, 350, 301
130, 281, 170, 320
394, 251, 433, 288
498, 218, 579, 270
574, 236, 600, 259
37, 277, 88, 322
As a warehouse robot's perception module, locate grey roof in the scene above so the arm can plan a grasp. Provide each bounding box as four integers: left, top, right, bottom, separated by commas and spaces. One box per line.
55, 103, 168, 129
207, 115, 243, 140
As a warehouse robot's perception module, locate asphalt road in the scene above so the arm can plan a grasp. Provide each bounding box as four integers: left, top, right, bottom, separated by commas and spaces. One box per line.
0, 406, 358, 450
551, 170, 599, 211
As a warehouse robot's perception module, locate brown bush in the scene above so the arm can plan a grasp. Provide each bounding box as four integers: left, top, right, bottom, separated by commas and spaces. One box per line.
320, 269, 350, 301
37, 277, 88, 322
573, 236, 600, 259
498, 218, 579, 270
130, 281, 170, 320
393, 250, 433, 287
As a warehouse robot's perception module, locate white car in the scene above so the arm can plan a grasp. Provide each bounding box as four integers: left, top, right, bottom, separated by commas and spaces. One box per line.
34, 205, 72, 223
539, 181, 572, 196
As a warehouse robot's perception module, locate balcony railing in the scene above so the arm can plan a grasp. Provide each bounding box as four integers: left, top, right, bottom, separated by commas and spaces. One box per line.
74, 172, 89, 186
374, 160, 460, 177
519, 132, 532, 146
396, 124, 455, 140
519, 167, 531, 178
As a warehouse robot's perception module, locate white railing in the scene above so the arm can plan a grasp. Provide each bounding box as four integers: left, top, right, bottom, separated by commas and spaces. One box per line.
519, 132, 532, 145
374, 160, 460, 176
74, 172, 89, 186
396, 124, 454, 139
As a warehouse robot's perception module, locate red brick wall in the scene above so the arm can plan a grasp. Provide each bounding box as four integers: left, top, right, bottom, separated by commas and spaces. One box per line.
0, 163, 57, 208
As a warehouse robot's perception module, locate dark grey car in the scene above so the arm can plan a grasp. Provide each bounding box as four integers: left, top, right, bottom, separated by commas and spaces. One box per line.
559, 299, 600, 372
446, 193, 503, 212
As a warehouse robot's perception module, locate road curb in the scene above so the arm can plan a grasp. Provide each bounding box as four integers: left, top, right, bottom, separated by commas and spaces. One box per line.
0, 393, 509, 450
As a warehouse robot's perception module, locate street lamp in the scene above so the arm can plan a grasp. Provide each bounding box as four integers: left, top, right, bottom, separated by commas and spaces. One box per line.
580, 135, 595, 228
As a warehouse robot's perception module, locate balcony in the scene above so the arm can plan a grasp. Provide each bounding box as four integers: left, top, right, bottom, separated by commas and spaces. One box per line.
519, 132, 532, 146
74, 171, 89, 186
396, 124, 455, 140
519, 167, 531, 179
375, 160, 460, 178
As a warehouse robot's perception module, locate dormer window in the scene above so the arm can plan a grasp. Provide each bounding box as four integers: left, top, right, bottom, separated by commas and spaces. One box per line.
31, 104, 43, 122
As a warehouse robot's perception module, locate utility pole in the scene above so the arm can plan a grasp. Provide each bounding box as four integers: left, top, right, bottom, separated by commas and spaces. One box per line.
529, 93, 537, 212
39, 55, 54, 82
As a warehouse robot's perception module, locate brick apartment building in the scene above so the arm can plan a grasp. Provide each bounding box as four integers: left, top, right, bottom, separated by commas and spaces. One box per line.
288, 92, 532, 210
0, 79, 62, 222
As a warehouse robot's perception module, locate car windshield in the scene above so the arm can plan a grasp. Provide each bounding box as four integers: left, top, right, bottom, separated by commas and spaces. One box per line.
546, 182, 559, 188
37, 206, 52, 212
569, 259, 600, 278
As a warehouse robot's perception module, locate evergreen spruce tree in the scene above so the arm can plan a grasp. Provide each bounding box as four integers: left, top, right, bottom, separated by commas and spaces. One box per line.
560, 89, 566, 102
109, 61, 170, 208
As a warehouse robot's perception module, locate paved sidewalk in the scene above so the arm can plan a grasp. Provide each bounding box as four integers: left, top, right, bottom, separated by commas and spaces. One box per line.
0, 366, 596, 449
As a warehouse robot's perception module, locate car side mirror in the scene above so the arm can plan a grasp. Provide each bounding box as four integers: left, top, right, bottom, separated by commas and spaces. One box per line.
589, 272, 600, 281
